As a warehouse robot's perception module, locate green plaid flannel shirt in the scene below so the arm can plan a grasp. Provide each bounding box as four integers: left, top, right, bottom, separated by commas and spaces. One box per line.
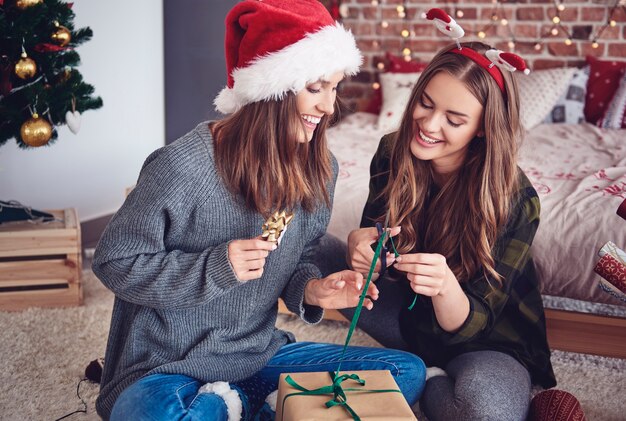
361, 134, 556, 388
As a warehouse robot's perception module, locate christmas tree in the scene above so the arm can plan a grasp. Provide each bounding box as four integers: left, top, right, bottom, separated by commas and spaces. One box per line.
0, 0, 102, 149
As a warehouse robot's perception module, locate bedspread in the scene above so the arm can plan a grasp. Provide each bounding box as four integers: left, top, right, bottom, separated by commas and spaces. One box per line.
326, 112, 626, 307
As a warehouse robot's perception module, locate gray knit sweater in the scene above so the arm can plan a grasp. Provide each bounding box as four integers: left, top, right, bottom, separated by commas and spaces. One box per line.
92, 122, 337, 419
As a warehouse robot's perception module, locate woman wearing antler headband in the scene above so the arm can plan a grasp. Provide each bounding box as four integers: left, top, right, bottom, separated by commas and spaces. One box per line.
343, 9, 556, 421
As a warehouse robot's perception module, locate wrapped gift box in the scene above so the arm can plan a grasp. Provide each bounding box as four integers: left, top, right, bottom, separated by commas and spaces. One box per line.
275, 369, 417, 421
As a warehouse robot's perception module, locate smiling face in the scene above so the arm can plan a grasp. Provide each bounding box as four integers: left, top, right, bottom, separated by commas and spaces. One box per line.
410, 71, 484, 177
295, 71, 344, 143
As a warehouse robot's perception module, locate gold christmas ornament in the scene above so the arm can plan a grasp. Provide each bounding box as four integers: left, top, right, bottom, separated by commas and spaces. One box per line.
15, 0, 43, 9
262, 210, 295, 244
14, 52, 37, 80
20, 113, 53, 147
51, 22, 71, 47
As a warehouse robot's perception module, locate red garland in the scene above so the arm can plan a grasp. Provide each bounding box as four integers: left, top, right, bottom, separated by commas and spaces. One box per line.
67, 2, 73, 8
34, 43, 72, 52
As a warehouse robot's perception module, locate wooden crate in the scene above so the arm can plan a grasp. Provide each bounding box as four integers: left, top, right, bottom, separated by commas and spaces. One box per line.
0, 208, 83, 310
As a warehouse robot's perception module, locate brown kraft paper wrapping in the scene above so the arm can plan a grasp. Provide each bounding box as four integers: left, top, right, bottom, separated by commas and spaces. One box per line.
275, 370, 417, 421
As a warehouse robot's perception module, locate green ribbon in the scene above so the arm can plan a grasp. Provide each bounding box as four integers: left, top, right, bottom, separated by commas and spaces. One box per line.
335, 229, 387, 375
387, 231, 418, 311
280, 371, 401, 421
382, 229, 416, 310
407, 293, 419, 311
280, 232, 394, 420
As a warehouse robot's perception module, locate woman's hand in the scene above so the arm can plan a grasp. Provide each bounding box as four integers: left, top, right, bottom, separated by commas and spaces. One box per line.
347, 226, 400, 276
393, 253, 455, 297
394, 252, 470, 332
228, 237, 277, 281
304, 270, 379, 310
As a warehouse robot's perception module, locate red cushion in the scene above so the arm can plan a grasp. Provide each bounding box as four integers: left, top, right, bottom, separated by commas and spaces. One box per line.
364, 53, 427, 115
363, 89, 383, 115
528, 390, 586, 421
385, 52, 428, 73
584, 56, 626, 125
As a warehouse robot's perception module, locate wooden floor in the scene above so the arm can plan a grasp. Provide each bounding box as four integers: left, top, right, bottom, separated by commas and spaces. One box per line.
278, 301, 626, 359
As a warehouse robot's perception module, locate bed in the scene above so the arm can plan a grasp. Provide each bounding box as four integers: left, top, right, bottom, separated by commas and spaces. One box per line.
320, 111, 626, 359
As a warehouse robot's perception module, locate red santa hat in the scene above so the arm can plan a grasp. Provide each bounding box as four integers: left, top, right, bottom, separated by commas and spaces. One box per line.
214, 0, 362, 114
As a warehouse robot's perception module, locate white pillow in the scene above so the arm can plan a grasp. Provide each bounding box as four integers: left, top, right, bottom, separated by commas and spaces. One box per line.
515, 67, 577, 130
377, 72, 421, 132
543, 66, 589, 124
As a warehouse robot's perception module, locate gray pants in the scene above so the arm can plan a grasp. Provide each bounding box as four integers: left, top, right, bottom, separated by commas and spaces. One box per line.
316, 234, 532, 420
421, 350, 531, 421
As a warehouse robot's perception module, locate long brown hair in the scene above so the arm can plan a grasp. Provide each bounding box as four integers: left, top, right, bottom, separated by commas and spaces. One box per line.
212, 93, 335, 216
384, 42, 523, 284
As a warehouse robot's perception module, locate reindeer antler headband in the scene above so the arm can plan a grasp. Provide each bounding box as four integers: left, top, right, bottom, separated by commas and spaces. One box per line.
422, 8, 530, 94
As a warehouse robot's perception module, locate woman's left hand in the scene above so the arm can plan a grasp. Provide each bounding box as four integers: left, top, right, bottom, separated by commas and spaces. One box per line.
393, 253, 455, 297
304, 270, 379, 310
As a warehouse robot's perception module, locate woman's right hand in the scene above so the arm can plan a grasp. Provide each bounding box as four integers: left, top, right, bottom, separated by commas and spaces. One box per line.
228, 237, 277, 281
347, 226, 401, 276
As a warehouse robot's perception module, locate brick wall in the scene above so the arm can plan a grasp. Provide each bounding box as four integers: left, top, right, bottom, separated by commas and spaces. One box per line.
336, 0, 626, 110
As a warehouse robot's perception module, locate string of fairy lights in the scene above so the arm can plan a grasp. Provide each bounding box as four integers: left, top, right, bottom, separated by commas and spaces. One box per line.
364, 0, 625, 64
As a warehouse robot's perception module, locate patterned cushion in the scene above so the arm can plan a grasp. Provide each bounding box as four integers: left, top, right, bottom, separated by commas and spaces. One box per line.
584, 56, 626, 125
377, 72, 421, 132
528, 389, 586, 421
599, 71, 626, 129
515, 67, 577, 130
544, 66, 589, 124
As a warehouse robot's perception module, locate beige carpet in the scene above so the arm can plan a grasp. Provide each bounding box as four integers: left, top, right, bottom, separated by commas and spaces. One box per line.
0, 270, 624, 421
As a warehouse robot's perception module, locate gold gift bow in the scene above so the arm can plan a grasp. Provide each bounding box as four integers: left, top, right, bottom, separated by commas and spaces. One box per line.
262, 210, 295, 243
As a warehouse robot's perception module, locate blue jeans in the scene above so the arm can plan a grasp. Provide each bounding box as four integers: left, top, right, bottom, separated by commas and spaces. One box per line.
110, 341, 425, 420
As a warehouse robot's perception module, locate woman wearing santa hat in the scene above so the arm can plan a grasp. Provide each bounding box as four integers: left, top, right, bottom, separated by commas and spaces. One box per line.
92, 1, 426, 420
343, 9, 556, 421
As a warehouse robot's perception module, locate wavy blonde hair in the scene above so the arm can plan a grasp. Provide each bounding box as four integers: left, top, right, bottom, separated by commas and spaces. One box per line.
212, 93, 336, 217
384, 42, 523, 283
